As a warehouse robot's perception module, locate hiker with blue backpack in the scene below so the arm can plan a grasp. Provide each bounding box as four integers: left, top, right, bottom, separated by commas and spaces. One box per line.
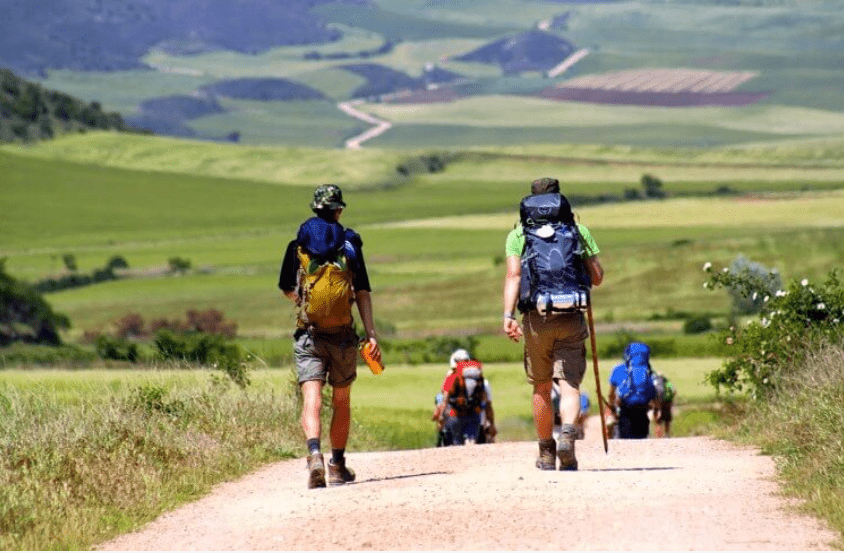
502, 177, 604, 471
608, 342, 658, 439
278, 184, 381, 489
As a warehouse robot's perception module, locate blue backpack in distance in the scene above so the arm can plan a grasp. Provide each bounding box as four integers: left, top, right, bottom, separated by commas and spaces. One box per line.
617, 342, 657, 408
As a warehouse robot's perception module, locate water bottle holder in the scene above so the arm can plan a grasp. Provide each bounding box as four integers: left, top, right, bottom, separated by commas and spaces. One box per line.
534, 291, 589, 315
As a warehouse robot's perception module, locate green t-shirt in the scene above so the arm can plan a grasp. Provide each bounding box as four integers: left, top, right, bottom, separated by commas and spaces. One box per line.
505, 223, 600, 258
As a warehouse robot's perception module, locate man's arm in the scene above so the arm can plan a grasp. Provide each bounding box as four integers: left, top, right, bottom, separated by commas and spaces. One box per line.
355, 289, 381, 361
503, 255, 522, 342
585, 255, 604, 287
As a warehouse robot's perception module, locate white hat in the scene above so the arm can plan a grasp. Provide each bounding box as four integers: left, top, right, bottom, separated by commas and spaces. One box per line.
449, 348, 471, 369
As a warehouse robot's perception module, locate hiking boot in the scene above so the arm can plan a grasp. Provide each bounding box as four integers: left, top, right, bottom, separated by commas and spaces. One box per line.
535, 438, 556, 470
306, 453, 326, 489
328, 458, 356, 485
557, 424, 578, 471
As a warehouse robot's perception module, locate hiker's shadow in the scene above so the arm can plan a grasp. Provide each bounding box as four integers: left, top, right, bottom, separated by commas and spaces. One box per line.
355, 471, 449, 485
583, 466, 679, 473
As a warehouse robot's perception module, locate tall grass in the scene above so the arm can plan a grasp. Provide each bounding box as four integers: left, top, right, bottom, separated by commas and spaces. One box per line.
0, 370, 308, 550
733, 340, 844, 547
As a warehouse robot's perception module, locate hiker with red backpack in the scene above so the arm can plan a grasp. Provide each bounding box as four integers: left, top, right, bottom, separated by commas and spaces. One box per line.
502, 177, 604, 471
433, 355, 491, 445
608, 342, 658, 439
278, 184, 381, 489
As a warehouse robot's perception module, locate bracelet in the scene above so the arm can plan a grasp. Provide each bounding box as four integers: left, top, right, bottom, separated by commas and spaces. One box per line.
504, 312, 516, 320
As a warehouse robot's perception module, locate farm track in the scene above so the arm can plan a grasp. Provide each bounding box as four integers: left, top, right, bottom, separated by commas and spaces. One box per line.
97, 422, 838, 551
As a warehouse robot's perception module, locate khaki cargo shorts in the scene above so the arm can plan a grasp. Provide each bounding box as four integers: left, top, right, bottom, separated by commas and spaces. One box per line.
522, 310, 588, 387
293, 327, 358, 388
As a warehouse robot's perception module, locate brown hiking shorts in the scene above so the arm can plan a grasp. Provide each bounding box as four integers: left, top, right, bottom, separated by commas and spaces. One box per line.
522, 310, 588, 387
294, 327, 358, 388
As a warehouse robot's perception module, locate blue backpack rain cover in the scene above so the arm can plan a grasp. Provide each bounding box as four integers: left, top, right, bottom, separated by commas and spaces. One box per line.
517, 193, 591, 314
617, 342, 657, 408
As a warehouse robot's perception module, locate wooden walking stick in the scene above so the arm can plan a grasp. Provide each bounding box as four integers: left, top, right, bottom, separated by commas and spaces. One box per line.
587, 300, 609, 454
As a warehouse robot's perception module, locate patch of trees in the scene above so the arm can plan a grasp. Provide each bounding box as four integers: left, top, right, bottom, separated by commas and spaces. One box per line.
303, 39, 396, 61
199, 78, 326, 101
341, 63, 425, 99
32, 255, 129, 293
0, 259, 70, 346
0, 68, 129, 142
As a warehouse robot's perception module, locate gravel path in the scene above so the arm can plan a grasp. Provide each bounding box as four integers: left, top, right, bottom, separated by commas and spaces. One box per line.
98, 418, 836, 551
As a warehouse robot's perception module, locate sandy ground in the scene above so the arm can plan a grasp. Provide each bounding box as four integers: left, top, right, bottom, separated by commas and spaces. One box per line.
98, 417, 837, 551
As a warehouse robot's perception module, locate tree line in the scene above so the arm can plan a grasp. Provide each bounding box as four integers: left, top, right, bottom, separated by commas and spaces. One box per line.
0, 68, 132, 142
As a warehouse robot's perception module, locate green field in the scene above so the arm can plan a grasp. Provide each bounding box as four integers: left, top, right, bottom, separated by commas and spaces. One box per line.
3, 133, 844, 340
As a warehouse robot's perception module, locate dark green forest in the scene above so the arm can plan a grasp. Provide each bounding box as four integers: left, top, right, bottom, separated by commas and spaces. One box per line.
0, 68, 131, 142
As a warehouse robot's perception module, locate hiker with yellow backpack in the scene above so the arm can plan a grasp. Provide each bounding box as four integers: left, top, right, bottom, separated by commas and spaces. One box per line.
278, 184, 381, 489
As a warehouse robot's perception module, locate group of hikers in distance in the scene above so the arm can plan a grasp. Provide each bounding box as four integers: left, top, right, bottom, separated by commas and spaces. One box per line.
279, 178, 673, 489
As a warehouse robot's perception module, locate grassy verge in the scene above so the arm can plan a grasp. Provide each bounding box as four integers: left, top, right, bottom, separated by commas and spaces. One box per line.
731, 342, 844, 548
0, 369, 315, 550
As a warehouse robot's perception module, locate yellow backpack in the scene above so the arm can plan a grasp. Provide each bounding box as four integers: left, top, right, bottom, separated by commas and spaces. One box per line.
296, 246, 354, 331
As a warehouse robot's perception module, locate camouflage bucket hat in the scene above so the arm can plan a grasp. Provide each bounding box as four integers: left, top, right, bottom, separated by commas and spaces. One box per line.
531, 177, 560, 195
310, 184, 346, 211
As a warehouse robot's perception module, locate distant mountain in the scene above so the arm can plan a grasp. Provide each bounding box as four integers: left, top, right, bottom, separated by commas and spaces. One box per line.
0, 0, 371, 74
454, 30, 576, 74
0, 67, 130, 142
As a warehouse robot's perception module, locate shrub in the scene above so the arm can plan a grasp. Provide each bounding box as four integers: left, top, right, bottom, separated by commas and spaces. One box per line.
641, 173, 665, 199
167, 257, 192, 274
703, 263, 844, 398
0, 258, 70, 346
94, 335, 139, 363
683, 315, 713, 334
725, 256, 782, 315
153, 330, 250, 388
114, 312, 146, 339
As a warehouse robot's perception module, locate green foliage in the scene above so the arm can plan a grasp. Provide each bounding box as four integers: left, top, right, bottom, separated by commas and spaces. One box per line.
130, 384, 188, 419
734, 341, 844, 545
33, 255, 125, 293
94, 335, 139, 363
0, 343, 96, 367
683, 315, 713, 335
641, 173, 665, 199
0, 258, 70, 346
0, 68, 129, 143
153, 330, 250, 388
167, 257, 192, 274
61, 253, 77, 272
703, 264, 844, 398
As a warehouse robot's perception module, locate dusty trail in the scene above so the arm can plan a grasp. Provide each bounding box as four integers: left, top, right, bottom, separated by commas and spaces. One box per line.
98, 419, 836, 551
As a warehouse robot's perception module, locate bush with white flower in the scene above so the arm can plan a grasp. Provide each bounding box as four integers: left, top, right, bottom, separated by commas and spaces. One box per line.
703, 264, 844, 398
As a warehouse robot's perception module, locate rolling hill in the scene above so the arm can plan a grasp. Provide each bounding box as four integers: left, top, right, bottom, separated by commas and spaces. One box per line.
3, 0, 844, 149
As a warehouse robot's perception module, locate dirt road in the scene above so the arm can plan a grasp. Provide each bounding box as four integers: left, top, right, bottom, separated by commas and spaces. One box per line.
98, 419, 836, 551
